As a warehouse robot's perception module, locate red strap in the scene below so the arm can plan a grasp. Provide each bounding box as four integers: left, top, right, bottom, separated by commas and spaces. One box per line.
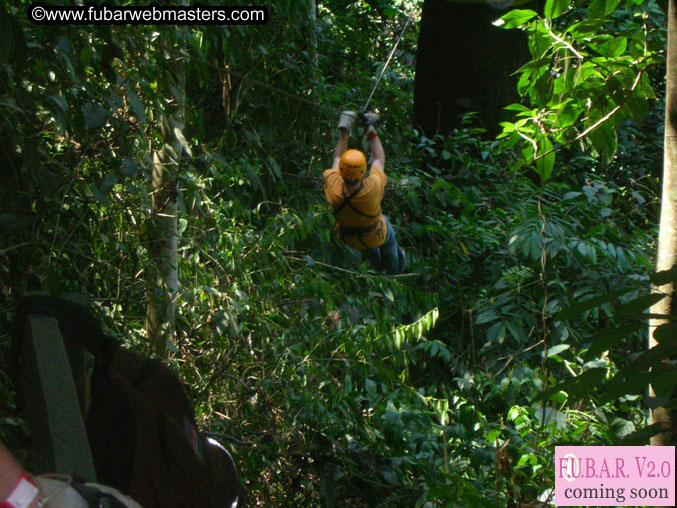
0, 473, 39, 508
367, 131, 378, 140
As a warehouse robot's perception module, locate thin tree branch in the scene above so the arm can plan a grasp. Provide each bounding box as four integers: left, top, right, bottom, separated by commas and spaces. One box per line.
286, 254, 419, 278
518, 130, 538, 155
527, 70, 644, 166
545, 19, 584, 60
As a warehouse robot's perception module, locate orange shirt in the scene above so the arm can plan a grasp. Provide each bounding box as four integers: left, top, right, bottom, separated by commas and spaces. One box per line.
323, 165, 387, 249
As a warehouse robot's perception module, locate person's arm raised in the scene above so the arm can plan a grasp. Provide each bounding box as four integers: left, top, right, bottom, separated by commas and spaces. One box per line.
367, 127, 385, 171
332, 128, 350, 169
360, 112, 385, 170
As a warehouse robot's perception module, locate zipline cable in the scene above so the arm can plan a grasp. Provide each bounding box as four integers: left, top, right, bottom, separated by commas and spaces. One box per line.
151, 10, 415, 117
155, 41, 343, 114
361, 11, 415, 114
220, 66, 342, 115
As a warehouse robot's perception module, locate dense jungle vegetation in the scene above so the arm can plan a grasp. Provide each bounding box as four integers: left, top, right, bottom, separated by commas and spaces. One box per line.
0, 0, 674, 506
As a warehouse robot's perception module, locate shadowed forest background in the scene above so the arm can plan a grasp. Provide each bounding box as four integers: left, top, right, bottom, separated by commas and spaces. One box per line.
0, 0, 675, 506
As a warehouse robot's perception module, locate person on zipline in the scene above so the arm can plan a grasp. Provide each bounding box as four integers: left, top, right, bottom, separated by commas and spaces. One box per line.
323, 111, 405, 274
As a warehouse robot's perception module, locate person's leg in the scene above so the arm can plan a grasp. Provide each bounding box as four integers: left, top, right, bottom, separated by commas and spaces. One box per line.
379, 216, 405, 274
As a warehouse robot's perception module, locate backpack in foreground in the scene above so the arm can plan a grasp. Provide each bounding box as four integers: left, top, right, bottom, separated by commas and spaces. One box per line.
14, 295, 241, 508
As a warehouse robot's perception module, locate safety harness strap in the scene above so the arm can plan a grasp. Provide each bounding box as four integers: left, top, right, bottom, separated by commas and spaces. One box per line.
338, 221, 380, 249
333, 182, 382, 249
338, 222, 379, 236
332, 183, 381, 219
332, 183, 362, 216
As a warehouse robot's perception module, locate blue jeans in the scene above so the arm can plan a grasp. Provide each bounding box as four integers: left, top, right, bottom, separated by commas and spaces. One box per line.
361, 216, 405, 274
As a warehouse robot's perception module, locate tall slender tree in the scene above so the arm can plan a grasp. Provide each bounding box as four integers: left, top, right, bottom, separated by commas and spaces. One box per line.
308, 0, 319, 70
145, 33, 188, 356
650, 0, 677, 446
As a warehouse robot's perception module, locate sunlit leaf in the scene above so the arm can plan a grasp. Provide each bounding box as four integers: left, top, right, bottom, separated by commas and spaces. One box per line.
493, 9, 538, 29
173, 126, 193, 157
544, 0, 571, 19
589, 0, 622, 19
593, 37, 627, 58
546, 344, 569, 357
535, 136, 555, 183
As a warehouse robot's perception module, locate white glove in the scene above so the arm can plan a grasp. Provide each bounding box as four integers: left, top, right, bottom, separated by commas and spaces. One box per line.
337, 110, 357, 132
361, 112, 379, 126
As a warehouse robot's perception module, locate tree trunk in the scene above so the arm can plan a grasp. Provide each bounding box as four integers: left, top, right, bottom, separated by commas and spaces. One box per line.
145, 45, 186, 356
146, 147, 179, 355
308, 0, 318, 70
649, 0, 677, 446
413, 0, 532, 137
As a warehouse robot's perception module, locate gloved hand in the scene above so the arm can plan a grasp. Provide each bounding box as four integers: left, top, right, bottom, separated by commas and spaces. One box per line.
338, 110, 357, 132
359, 112, 379, 127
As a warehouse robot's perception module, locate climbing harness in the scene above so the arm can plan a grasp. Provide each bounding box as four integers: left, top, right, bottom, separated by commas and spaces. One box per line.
332, 184, 381, 220
332, 183, 382, 249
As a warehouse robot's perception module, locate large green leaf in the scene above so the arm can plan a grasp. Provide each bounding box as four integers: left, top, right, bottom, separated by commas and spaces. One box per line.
615, 338, 677, 382
535, 136, 555, 184
546, 343, 570, 357
652, 322, 677, 344
586, 119, 617, 166
592, 37, 627, 58
493, 9, 538, 29
544, 0, 571, 19
589, 0, 622, 19
647, 363, 677, 398
602, 364, 677, 403
554, 288, 636, 321
650, 266, 677, 286
583, 323, 644, 361
624, 92, 650, 124
616, 293, 666, 317
552, 101, 581, 129
81, 102, 107, 129
173, 126, 193, 157
122, 158, 140, 177
616, 423, 665, 445
45, 94, 70, 133
0, 97, 24, 115
127, 89, 147, 124
566, 19, 605, 37
532, 368, 606, 403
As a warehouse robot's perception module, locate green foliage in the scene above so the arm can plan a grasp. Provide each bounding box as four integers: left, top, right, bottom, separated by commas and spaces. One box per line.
0, 0, 667, 506
537, 268, 677, 413
495, 0, 665, 181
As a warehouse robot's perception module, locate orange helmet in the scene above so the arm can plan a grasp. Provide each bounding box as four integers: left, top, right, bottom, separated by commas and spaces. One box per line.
339, 149, 367, 180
